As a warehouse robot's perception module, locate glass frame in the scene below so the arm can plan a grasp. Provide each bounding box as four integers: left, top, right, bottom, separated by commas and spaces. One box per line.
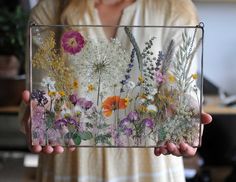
29, 24, 204, 148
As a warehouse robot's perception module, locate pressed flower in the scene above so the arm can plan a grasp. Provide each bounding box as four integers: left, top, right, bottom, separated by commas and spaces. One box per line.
149, 88, 158, 96
147, 104, 157, 112
120, 118, 130, 128
137, 105, 147, 113
138, 75, 144, 83
69, 94, 78, 105
55, 118, 67, 128
124, 128, 133, 136
102, 96, 127, 117
139, 93, 147, 99
61, 30, 85, 55
168, 73, 176, 84
125, 81, 135, 89
147, 95, 154, 101
48, 91, 56, 97
41, 77, 56, 91
155, 70, 165, 85
127, 111, 139, 121
124, 97, 129, 106
31, 89, 48, 107
143, 118, 154, 129
192, 73, 198, 80
73, 80, 79, 89
74, 38, 129, 93
77, 97, 93, 110
87, 84, 95, 92
58, 91, 65, 97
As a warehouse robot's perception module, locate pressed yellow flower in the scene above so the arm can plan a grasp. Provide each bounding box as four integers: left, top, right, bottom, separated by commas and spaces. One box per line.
137, 105, 147, 113
87, 84, 95, 92
192, 73, 198, 80
124, 97, 129, 106
58, 91, 65, 97
168, 74, 176, 84
138, 75, 144, 83
139, 93, 147, 99
73, 80, 79, 89
48, 91, 56, 97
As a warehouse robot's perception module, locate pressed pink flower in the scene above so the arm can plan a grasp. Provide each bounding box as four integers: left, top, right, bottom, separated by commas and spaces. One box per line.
155, 70, 165, 85
61, 30, 85, 54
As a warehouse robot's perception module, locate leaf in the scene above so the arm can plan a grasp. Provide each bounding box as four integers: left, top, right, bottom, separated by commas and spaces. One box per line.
79, 131, 93, 140
72, 133, 82, 145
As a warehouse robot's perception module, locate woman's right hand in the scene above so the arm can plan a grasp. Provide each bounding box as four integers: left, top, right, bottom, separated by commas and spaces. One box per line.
22, 90, 75, 154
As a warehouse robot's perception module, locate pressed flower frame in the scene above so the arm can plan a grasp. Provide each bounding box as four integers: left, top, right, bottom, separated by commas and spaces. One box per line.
29, 24, 204, 148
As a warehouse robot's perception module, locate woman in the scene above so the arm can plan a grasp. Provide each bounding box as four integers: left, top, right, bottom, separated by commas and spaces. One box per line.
22, 0, 212, 181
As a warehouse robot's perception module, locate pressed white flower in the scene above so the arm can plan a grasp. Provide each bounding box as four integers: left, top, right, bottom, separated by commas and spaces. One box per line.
147, 104, 157, 112
41, 77, 56, 91
125, 81, 136, 90
138, 98, 146, 104
149, 88, 158, 95
72, 38, 130, 93
147, 95, 154, 101
61, 108, 72, 118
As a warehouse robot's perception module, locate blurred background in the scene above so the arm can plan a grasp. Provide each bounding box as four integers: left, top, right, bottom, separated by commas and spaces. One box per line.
0, 0, 236, 181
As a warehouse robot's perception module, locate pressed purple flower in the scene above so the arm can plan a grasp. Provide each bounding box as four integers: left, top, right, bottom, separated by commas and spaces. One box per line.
120, 117, 130, 127
77, 97, 86, 106
77, 97, 93, 110
61, 30, 85, 55
69, 94, 78, 105
143, 118, 154, 129
128, 63, 134, 68
155, 70, 165, 85
82, 100, 93, 110
54, 118, 67, 128
31, 89, 48, 106
120, 80, 127, 85
127, 111, 139, 121
124, 128, 133, 136
67, 118, 77, 126
125, 74, 130, 79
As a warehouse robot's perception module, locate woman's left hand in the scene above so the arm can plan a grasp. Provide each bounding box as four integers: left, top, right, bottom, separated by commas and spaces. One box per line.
154, 112, 212, 157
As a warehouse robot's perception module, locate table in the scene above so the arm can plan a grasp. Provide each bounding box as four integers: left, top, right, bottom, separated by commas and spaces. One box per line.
203, 95, 236, 115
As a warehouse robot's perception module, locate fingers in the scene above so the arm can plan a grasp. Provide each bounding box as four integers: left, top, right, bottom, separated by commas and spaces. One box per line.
22, 90, 30, 105
201, 112, 212, 125
179, 142, 197, 157
154, 142, 197, 157
31, 145, 75, 154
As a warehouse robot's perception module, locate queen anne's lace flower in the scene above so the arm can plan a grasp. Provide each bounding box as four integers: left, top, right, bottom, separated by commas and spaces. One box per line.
72, 38, 130, 94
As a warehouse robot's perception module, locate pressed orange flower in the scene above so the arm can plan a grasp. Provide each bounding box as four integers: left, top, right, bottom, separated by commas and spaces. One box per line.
102, 96, 127, 117
192, 73, 198, 80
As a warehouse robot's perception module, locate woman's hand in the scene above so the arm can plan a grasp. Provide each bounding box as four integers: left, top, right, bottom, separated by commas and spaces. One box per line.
154, 112, 212, 157
22, 90, 76, 154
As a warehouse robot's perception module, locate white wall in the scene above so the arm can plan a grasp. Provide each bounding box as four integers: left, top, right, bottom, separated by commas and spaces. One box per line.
194, 2, 236, 94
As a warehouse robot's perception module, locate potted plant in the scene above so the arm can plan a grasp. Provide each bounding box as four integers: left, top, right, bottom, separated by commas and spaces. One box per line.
0, 5, 28, 106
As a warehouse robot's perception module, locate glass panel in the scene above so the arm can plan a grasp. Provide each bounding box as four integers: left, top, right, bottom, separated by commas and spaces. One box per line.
29, 24, 203, 147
